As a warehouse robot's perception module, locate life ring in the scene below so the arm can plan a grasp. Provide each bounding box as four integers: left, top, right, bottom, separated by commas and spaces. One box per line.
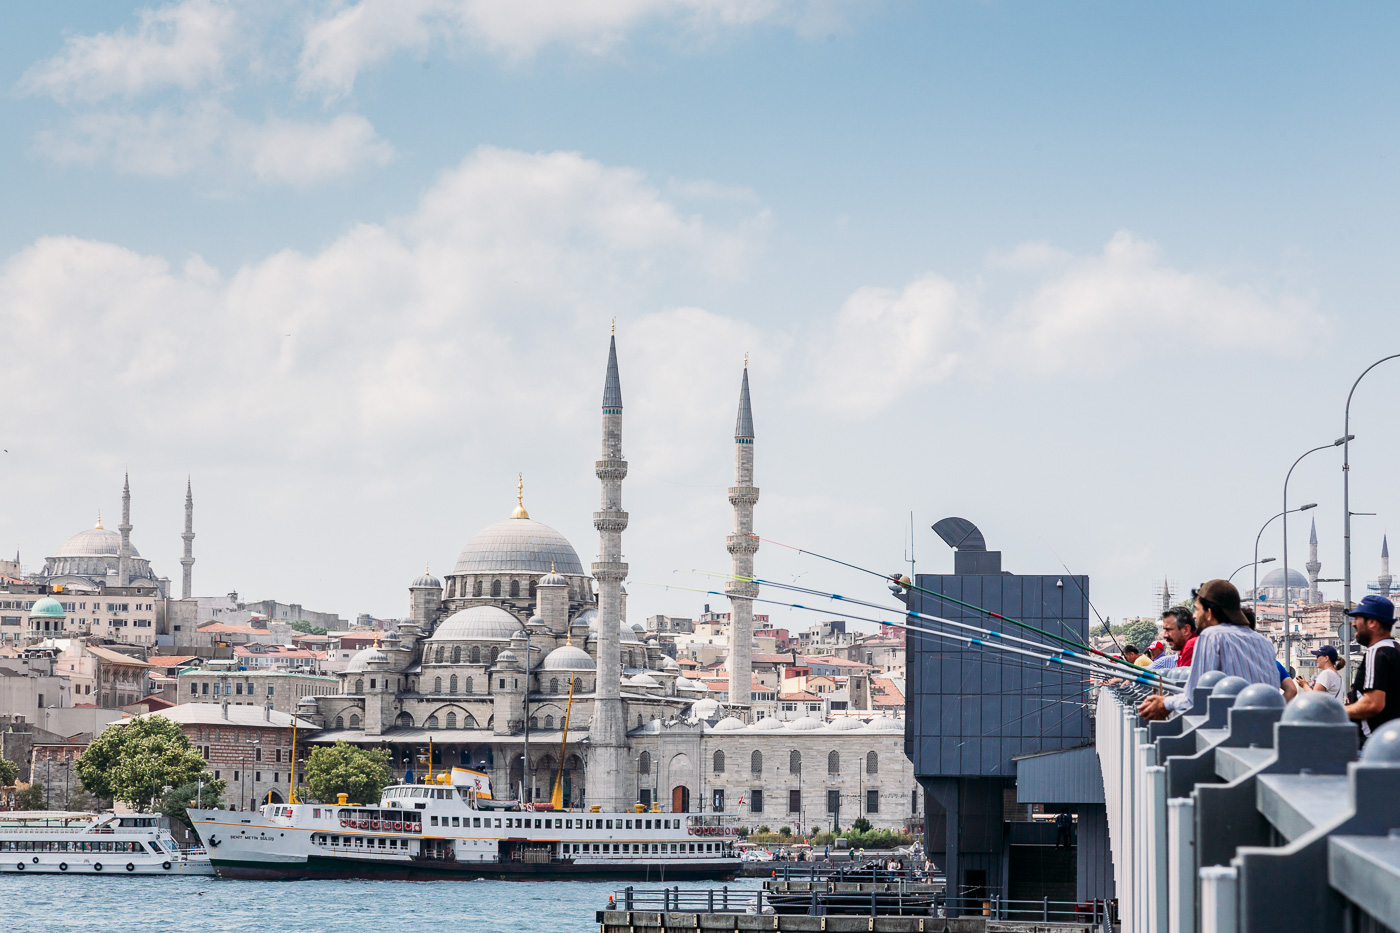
15, 863, 23, 871
371, 820, 380, 830
126, 863, 136, 872
93, 863, 103, 872
340, 820, 349, 828
32, 856, 39, 863
162, 861, 172, 871
394, 822, 402, 831
359, 820, 369, 830
59, 863, 68, 872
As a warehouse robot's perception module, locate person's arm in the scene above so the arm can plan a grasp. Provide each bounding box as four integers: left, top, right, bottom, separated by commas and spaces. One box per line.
1346, 690, 1386, 721
1164, 631, 1212, 713
1281, 676, 1298, 701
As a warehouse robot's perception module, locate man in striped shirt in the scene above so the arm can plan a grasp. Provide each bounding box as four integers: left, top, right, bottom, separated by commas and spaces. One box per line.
1137, 579, 1281, 720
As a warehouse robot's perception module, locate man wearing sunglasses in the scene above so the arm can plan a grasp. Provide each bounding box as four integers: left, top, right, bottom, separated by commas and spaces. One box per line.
1137, 578, 1280, 721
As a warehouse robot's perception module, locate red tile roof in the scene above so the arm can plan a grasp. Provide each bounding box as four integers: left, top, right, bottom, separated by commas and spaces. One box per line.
146, 655, 200, 669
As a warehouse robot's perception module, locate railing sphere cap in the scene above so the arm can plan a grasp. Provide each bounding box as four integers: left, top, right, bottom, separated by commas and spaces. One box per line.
1196, 671, 1227, 691
1211, 675, 1249, 697
1361, 720, 1400, 765
1233, 683, 1286, 710
1281, 692, 1349, 725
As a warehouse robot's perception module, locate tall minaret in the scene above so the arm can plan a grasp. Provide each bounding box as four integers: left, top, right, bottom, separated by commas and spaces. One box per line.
118, 471, 133, 587
724, 358, 759, 715
587, 330, 628, 811
1379, 535, 1393, 597
1305, 518, 1321, 605
181, 477, 196, 599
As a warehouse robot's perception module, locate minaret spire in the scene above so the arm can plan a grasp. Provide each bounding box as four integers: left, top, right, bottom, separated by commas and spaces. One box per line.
1305, 517, 1321, 605
725, 361, 760, 714
181, 476, 196, 599
1379, 534, 1393, 597
588, 331, 629, 810
118, 471, 133, 587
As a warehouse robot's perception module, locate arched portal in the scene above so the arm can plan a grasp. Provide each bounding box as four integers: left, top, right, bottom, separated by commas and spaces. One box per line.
671, 785, 691, 813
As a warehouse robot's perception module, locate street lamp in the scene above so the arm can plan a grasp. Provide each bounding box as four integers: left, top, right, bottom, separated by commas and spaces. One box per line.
1343, 354, 1400, 665
1255, 504, 1317, 624
1283, 437, 1349, 670
1230, 558, 1275, 584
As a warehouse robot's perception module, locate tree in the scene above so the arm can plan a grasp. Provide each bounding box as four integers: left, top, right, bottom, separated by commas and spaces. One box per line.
76, 715, 214, 811
304, 741, 392, 805
1110, 619, 1160, 654
290, 621, 328, 636
0, 758, 18, 787
850, 816, 873, 834
159, 778, 227, 828
15, 783, 45, 810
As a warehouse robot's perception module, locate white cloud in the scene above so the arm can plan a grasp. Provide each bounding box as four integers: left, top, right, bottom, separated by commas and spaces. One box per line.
298, 0, 848, 96
19, 0, 236, 103
246, 113, 395, 184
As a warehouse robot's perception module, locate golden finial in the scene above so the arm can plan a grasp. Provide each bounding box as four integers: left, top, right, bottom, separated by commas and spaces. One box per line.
425, 562, 431, 574
611, 317, 616, 336
511, 473, 530, 519
743, 352, 748, 369
95, 510, 103, 529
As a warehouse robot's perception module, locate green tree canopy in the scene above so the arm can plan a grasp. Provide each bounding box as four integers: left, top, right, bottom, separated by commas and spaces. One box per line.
289, 621, 328, 636
159, 778, 227, 828
1111, 619, 1161, 655
15, 783, 45, 810
303, 742, 392, 805
0, 758, 19, 787
76, 715, 215, 811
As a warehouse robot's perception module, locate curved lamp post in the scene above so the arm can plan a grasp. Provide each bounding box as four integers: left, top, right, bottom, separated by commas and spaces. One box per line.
1283, 437, 1349, 670
1255, 504, 1316, 625
1230, 558, 1275, 584
1344, 354, 1400, 665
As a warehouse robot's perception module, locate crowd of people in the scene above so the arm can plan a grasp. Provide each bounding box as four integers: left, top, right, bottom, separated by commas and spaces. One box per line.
1126, 579, 1398, 744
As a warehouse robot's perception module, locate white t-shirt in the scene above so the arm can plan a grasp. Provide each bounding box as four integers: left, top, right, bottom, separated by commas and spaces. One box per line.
1313, 667, 1343, 699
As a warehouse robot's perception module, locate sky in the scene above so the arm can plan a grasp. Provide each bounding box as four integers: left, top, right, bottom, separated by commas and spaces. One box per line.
3, 1, 1400, 632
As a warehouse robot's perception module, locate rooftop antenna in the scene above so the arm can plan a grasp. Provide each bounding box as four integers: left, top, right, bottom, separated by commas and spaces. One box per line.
902, 511, 916, 582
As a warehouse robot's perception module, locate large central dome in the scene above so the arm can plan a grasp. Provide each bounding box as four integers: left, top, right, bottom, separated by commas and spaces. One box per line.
453, 517, 584, 576
54, 525, 139, 558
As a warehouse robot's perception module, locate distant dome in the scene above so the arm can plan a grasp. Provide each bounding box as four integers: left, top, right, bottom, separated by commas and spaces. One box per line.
346, 646, 387, 673
660, 656, 680, 671
748, 717, 786, 731
692, 698, 721, 721
411, 570, 442, 589
710, 716, 746, 731
863, 716, 903, 732
588, 614, 643, 645
828, 717, 865, 730
629, 672, 660, 688
541, 645, 595, 672
54, 525, 136, 559
496, 649, 520, 666
539, 570, 570, 587
453, 517, 583, 576
786, 716, 825, 731
430, 605, 521, 642
29, 597, 65, 619
1261, 568, 1309, 588
674, 676, 705, 692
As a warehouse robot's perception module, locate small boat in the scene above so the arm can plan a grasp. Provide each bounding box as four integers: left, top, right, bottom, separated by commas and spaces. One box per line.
0, 811, 214, 875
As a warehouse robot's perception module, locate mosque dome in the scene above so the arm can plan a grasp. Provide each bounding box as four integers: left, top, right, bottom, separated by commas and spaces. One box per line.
496, 649, 520, 667
748, 717, 786, 731
691, 698, 721, 721
587, 614, 643, 645
863, 716, 903, 732
539, 570, 570, 587
786, 716, 825, 731
674, 676, 705, 692
54, 524, 137, 559
660, 656, 680, 671
827, 717, 865, 730
411, 570, 442, 589
345, 646, 388, 673
430, 605, 521, 642
453, 517, 584, 576
710, 716, 746, 731
1260, 568, 1309, 588
628, 672, 660, 688
29, 597, 65, 619
541, 645, 595, 672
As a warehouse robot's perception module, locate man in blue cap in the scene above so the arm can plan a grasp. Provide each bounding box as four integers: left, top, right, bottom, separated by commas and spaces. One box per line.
1344, 594, 1400, 743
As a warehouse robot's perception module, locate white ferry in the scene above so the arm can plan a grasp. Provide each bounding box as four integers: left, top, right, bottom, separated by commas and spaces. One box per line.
188, 767, 741, 881
0, 811, 214, 875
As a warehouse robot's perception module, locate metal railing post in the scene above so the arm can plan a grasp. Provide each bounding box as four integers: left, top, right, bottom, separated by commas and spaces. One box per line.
723, 885, 728, 911
625, 886, 634, 911
1044, 896, 1049, 921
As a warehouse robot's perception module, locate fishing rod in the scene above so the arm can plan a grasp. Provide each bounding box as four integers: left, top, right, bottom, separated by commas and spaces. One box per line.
750, 534, 1142, 667
682, 569, 1156, 683
1043, 539, 1123, 654
638, 580, 1178, 691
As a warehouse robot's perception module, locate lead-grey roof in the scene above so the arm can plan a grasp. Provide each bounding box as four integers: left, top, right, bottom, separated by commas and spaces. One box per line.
603, 335, 622, 409
734, 367, 753, 440
452, 517, 584, 575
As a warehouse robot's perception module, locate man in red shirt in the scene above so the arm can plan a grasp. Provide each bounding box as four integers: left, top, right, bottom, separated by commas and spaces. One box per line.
1160, 606, 1197, 667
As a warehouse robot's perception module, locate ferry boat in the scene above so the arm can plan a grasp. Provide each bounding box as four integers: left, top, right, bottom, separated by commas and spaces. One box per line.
0, 811, 214, 875
188, 767, 741, 881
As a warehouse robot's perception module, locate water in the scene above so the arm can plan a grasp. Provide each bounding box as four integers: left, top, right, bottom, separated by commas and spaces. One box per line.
1, 875, 765, 932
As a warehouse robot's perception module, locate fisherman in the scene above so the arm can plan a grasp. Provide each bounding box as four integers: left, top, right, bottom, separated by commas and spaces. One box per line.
1138, 641, 1166, 668
1137, 580, 1280, 721
1121, 645, 1141, 665
1344, 595, 1400, 745
1159, 606, 1197, 668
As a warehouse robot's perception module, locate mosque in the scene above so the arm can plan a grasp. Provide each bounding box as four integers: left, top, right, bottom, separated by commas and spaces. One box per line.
298, 336, 917, 830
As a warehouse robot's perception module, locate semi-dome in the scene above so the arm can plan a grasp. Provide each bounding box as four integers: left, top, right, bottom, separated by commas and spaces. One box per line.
710, 716, 746, 731
54, 524, 137, 558
588, 614, 643, 645
29, 597, 65, 619
1260, 567, 1309, 588
541, 645, 595, 672
786, 716, 825, 731
674, 676, 705, 692
430, 605, 521, 642
345, 646, 388, 673
453, 517, 584, 576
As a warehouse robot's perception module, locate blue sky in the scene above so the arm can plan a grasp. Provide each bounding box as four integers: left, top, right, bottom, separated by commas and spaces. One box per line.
3, 1, 1400, 629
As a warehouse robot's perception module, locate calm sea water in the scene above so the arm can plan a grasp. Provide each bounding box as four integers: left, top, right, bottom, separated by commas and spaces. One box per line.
1, 875, 765, 933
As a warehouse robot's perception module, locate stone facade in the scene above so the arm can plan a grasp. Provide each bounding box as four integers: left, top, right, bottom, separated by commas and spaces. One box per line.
177, 669, 339, 714
724, 364, 759, 713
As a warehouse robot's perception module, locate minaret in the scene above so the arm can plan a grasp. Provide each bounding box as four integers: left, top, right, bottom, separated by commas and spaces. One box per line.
587, 330, 629, 811
1379, 535, 1393, 597
724, 358, 759, 715
1305, 518, 1321, 605
181, 477, 196, 599
118, 472, 133, 587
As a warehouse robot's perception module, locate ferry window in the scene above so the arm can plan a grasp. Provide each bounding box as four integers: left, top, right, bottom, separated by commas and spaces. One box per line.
431, 816, 438, 825
331, 836, 339, 845
534, 819, 541, 829
605, 820, 613, 829
451, 817, 460, 827
473, 818, 481, 827
378, 838, 386, 848
495, 819, 501, 828
544, 819, 552, 829
566, 819, 573, 829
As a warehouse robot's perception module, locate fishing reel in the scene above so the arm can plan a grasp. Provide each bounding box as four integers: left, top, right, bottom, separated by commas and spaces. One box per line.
887, 573, 912, 596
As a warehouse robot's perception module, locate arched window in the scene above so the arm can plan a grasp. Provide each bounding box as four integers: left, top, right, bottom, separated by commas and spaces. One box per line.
751, 750, 762, 776
510, 580, 520, 598
866, 751, 878, 774
354, 678, 364, 694
714, 750, 725, 773
396, 713, 413, 728
529, 716, 538, 729
453, 646, 462, 664
450, 675, 458, 693
491, 580, 501, 598
473, 579, 483, 597
446, 712, 457, 729
435, 646, 444, 663
433, 677, 442, 694
425, 715, 440, 729
550, 677, 560, 694
544, 715, 553, 729
349, 714, 360, 729
636, 714, 643, 728
529, 579, 537, 598
470, 646, 480, 664
334, 716, 344, 729
490, 647, 500, 664
464, 677, 473, 694
828, 751, 839, 774
790, 750, 802, 774
639, 751, 651, 774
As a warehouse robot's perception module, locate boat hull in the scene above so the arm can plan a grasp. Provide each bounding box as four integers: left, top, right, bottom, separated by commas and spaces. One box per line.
0, 856, 214, 876
208, 854, 739, 882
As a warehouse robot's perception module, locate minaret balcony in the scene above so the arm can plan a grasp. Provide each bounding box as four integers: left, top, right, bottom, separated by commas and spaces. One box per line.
595, 459, 629, 480
724, 581, 760, 598
593, 511, 629, 533
728, 486, 760, 506
726, 534, 760, 554
592, 560, 628, 580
